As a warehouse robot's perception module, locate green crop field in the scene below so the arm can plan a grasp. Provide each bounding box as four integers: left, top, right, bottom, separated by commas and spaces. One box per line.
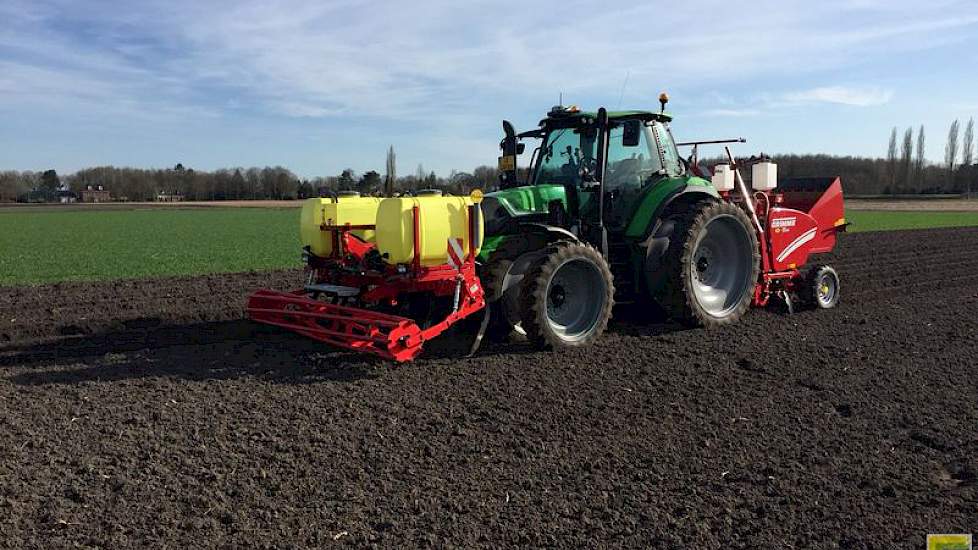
0, 208, 300, 286
844, 210, 978, 232
1, 206, 977, 287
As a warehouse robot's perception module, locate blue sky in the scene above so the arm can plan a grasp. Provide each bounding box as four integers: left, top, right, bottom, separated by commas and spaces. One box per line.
2, 0, 978, 178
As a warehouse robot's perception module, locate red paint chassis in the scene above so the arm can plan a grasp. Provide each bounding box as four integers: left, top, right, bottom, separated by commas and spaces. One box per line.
729, 176, 846, 308
247, 205, 485, 362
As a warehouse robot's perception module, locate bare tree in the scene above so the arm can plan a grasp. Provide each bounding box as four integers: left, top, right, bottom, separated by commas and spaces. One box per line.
886, 127, 898, 189
962, 119, 975, 194
945, 119, 960, 190
899, 127, 913, 191
384, 145, 397, 196
914, 125, 926, 191
963, 118, 975, 167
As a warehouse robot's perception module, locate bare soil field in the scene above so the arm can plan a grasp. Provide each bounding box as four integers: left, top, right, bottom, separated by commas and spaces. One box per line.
1, 228, 977, 548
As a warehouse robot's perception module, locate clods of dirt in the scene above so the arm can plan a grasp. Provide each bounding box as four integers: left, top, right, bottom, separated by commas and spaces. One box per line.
1, 228, 977, 548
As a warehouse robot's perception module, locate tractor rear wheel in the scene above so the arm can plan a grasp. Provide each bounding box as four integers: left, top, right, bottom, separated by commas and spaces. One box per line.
655, 200, 760, 327
519, 242, 614, 350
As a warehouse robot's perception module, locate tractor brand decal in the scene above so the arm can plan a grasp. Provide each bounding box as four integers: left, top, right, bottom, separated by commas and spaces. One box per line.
771, 217, 797, 228
447, 237, 465, 270
776, 227, 817, 263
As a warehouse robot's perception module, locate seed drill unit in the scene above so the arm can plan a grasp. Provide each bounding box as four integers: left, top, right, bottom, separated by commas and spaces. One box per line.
248, 95, 847, 361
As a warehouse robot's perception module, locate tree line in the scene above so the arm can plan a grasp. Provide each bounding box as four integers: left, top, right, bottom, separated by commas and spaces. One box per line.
2, 119, 977, 202
876, 117, 977, 195
0, 163, 502, 203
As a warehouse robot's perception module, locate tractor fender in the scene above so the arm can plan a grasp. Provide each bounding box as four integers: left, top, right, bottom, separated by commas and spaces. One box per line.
517, 222, 579, 244
492, 223, 579, 297
638, 188, 718, 294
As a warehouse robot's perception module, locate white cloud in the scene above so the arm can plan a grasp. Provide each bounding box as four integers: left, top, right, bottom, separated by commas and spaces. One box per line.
781, 86, 894, 107
698, 109, 763, 118
4, 0, 978, 174
31, 0, 965, 121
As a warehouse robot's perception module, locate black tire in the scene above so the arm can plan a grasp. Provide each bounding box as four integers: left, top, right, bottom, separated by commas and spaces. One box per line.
480, 258, 521, 340
804, 265, 840, 309
519, 242, 614, 350
654, 200, 760, 327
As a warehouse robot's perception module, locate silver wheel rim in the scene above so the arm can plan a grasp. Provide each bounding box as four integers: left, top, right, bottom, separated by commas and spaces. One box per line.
546, 258, 606, 341
816, 272, 838, 306
690, 214, 754, 318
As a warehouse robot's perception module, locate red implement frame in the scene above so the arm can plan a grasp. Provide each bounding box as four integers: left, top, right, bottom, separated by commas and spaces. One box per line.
721, 176, 846, 307
246, 205, 485, 362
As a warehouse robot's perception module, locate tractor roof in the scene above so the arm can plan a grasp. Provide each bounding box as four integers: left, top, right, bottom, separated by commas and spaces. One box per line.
540, 108, 672, 127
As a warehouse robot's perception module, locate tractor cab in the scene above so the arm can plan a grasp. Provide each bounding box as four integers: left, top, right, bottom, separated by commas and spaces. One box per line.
491, 105, 686, 240
529, 108, 684, 230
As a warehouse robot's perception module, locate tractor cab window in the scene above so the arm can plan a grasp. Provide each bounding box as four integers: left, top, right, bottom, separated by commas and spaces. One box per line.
651, 121, 683, 176
533, 127, 598, 188
602, 121, 663, 228
604, 123, 662, 193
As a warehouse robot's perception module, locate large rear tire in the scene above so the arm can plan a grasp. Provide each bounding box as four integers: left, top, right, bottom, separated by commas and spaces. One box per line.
655, 200, 760, 327
519, 242, 614, 350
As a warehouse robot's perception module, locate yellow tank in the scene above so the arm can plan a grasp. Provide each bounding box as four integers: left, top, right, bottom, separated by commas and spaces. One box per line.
375, 195, 483, 266
300, 195, 382, 257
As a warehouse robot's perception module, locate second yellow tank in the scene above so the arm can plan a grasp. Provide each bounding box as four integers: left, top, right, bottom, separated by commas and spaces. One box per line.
375, 195, 483, 266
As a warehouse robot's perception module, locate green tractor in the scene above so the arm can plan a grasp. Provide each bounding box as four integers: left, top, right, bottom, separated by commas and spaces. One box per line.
477, 98, 760, 349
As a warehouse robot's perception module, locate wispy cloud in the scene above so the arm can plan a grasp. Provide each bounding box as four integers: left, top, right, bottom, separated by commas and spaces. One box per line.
698, 109, 763, 118
2, 0, 978, 174
781, 86, 894, 107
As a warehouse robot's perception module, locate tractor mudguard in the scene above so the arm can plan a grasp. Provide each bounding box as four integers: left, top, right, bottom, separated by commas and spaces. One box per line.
517, 222, 578, 244
624, 177, 718, 241
483, 223, 579, 299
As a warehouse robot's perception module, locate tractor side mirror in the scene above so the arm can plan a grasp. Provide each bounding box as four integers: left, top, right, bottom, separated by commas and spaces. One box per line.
622, 120, 641, 147
516, 143, 525, 155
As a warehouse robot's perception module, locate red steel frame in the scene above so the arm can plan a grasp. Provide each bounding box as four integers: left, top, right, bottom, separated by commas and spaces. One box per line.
722, 178, 846, 308
247, 205, 485, 362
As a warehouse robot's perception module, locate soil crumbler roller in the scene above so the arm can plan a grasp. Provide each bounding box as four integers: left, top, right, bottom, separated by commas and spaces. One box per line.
248, 95, 847, 361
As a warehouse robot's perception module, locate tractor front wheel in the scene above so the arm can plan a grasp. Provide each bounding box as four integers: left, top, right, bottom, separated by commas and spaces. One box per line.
655, 200, 760, 327
519, 242, 614, 350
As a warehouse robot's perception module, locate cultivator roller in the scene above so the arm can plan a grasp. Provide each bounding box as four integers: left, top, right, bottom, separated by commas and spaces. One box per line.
247, 289, 425, 361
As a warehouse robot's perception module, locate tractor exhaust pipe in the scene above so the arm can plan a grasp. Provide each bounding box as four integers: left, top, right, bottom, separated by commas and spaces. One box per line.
594, 108, 610, 257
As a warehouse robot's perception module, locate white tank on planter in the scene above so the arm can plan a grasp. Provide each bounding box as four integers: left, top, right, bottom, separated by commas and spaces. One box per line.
752, 161, 778, 191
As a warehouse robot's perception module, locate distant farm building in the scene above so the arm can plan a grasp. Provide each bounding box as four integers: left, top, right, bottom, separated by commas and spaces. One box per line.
57, 190, 76, 203
156, 190, 184, 202
79, 185, 111, 203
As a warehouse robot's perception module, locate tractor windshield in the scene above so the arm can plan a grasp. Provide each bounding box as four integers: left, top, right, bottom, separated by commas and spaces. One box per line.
532, 120, 666, 228
532, 127, 599, 188
532, 122, 664, 190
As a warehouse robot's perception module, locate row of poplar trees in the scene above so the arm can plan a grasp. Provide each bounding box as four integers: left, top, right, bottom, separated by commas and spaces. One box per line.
886, 118, 976, 194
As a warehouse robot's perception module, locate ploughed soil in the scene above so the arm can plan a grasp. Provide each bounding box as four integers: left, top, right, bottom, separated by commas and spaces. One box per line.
1, 228, 977, 548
